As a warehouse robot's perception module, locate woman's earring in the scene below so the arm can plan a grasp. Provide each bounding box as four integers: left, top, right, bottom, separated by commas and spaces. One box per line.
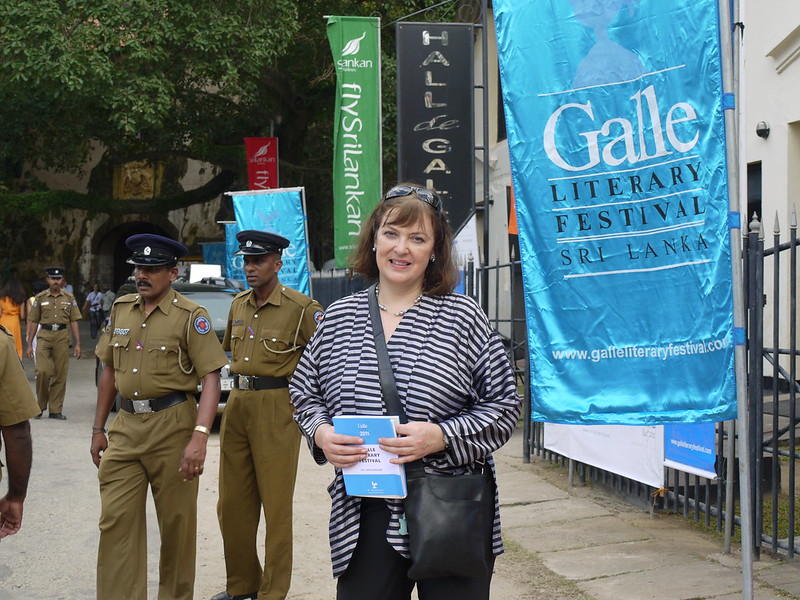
430, 254, 436, 262
372, 246, 376, 252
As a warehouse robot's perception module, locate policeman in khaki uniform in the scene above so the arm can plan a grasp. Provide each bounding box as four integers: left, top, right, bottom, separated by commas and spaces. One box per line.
212, 230, 323, 600
25, 266, 82, 419
0, 325, 40, 538
91, 234, 228, 600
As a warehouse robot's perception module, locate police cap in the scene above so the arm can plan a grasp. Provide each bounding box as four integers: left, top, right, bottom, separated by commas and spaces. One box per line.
233, 230, 290, 256
44, 266, 66, 278
125, 234, 188, 266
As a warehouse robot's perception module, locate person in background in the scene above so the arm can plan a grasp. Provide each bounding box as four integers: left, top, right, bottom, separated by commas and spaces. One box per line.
0, 279, 28, 360
91, 233, 228, 600
83, 283, 104, 338
25, 281, 47, 366
101, 284, 116, 320
211, 230, 323, 600
0, 323, 40, 538
26, 267, 81, 420
83, 282, 103, 315
289, 184, 521, 600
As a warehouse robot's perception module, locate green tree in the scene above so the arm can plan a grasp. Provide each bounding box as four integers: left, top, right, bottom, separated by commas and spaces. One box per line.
0, 0, 465, 265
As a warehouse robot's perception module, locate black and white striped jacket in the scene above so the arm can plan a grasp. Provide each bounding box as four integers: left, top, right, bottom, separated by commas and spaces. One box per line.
290, 288, 521, 578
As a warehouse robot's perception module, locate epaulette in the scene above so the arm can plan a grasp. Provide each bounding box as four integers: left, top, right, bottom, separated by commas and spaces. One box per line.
281, 285, 316, 308
115, 293, 140, 304
171, 290, 204, 313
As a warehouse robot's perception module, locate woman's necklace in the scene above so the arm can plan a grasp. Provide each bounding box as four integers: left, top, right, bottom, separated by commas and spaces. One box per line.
375, 284, 423, 317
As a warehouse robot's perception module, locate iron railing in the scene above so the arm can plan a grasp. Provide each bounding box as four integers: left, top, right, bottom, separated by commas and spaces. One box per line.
468, 211, 800, 558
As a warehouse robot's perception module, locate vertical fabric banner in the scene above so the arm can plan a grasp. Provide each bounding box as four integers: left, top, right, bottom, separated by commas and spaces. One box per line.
494, 0, 736, 424
201, 242, 227, 274
327, 16, 382, 268
227, 188, 311, 296
225, 223, 244, 284
396, 23, 475, 235
244, 137, 279, 190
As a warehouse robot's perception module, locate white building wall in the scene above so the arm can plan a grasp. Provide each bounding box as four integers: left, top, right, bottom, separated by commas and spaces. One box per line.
744, 4, 800, 359
745, 4, 800, 219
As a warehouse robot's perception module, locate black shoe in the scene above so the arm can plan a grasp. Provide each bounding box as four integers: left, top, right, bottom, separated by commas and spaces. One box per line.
210, 592, 257, 600
34, 411, 43, 419
48, 413, 67, 420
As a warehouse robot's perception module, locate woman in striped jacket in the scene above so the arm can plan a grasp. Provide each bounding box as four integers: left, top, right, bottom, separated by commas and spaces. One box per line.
290, 184, 521, 600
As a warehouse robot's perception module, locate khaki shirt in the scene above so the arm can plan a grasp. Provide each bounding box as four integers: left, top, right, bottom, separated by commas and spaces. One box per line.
97, 289, 228, 399
0, 326, 40, 427
28, 289, 82, 326
0, 326, 40, 483
224, 281, 323, 378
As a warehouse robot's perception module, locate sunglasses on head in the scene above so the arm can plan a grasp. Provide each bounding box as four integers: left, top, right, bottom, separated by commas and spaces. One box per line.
384, 185, 442, 213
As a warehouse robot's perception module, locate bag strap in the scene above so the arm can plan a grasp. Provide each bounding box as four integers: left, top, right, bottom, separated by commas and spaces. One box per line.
368, 283, 408, 424
368, 283, 426, 478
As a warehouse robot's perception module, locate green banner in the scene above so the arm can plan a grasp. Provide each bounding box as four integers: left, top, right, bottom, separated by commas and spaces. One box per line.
327, 16, 382, 268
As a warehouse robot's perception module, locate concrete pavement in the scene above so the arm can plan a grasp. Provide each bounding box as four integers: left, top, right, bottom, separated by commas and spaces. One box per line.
3, 318, 800, 599
494, 427, 800, 599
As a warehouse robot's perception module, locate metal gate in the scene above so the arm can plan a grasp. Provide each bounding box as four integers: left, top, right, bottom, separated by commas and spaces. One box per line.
469, 210, 800, 558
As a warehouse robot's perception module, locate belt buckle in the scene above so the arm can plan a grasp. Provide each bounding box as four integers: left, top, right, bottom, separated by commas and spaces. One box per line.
237, 375, 252, 390
131, 399, 154, 414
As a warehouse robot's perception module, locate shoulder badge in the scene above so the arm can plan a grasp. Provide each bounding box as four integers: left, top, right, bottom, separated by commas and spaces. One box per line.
313, 310, 325, 324
194, 315, 212, 335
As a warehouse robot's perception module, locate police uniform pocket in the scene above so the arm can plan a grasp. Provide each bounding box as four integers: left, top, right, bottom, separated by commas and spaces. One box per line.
148, 339, 180, 376
259, 329, 295, 360
229, 330, 245, 357
110, 337, 131, 374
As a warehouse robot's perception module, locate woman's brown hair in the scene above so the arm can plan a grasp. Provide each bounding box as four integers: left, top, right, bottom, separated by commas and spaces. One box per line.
349, 184, 458, 295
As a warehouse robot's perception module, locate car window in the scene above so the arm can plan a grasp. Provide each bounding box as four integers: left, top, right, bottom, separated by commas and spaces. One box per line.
181, 291, 235, 331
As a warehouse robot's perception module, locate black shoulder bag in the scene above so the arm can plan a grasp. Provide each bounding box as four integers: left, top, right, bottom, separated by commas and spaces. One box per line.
367, 283, 493, 580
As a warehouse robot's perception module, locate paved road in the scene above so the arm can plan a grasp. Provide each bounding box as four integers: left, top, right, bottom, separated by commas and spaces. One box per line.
5, 322, 799, 599
0, 328, 540, 599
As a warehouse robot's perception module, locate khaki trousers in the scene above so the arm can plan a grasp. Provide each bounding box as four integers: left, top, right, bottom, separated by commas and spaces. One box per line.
97, 399, 198, 600
217, 389, 301, 600
34, 329, 69, 413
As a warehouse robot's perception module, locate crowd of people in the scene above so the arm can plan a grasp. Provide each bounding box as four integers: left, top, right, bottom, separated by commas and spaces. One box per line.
0, 184, 521, 600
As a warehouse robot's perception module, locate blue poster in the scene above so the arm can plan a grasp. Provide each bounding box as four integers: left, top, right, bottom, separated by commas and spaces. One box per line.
227, 188, 311, 296
494, 0, 736, 424
225, 223, 244, 284
664, 423, 717, 480
201, 242, 227, 274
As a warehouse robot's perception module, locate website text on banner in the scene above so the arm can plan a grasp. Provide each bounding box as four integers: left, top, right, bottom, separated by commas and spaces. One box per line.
227, 188, 311, 296
327, 16, 382, 268
493, 0, 736, 424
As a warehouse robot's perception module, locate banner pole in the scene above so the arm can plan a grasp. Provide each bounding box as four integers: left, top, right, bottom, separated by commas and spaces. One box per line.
718, 0, 754, 596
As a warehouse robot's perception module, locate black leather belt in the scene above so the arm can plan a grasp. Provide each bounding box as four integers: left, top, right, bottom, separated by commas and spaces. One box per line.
40, 323, 67, 331
119, 391, 188, 414
231, 374, 288, 391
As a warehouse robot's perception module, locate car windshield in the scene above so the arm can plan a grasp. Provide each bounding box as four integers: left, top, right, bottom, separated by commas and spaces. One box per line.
181, 291, 234, 331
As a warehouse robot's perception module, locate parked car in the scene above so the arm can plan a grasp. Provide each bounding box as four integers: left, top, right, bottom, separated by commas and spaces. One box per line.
95, 281, 237, 415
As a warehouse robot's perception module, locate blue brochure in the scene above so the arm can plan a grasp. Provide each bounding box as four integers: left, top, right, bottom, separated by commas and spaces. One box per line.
332, 415, 407, 499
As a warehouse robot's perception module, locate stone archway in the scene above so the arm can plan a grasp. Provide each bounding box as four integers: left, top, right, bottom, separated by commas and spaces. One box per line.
92, 219, 178, 292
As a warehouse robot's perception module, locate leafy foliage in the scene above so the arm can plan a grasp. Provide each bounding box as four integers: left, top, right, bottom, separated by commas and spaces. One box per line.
0, 0, 465, 264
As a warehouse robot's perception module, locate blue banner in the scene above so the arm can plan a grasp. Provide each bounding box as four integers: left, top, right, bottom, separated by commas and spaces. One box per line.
225, 223, 244, 284
227, 188, 311, 296
201, 242, 227, 274
494, 0, 736, 424
664, 423, 717, 480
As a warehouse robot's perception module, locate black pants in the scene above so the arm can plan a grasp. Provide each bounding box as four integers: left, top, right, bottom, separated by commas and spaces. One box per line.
336, 499, 495, 600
